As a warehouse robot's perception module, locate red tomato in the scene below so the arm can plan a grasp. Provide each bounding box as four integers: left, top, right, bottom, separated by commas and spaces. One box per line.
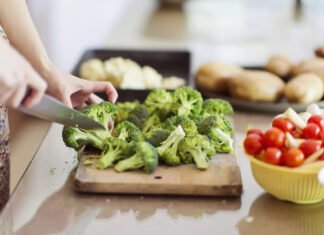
308, 115, 324, 130
263, 128, 286, 148
283, 148, 305, 167
272, 117, 295, 133
264, 148, 283, 165
299, 140, 322, 158
244, 134, 263, 155
247, 129, 264, 138
302, 123, 321, 139
319, 154, 324, 161
292, 130, 302, 139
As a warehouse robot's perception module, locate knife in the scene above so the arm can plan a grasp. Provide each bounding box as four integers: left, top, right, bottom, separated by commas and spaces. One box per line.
18, 95, 106, 130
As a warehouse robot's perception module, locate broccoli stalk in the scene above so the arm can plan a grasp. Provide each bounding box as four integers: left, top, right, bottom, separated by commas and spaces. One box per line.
62, 126, 108, 151
171, 87, 203, 118
97, 138, 132, 170
198, 115, 233, 153
127, 105, 150, 130
179, 135, 215, 170
115, 121, 144, 142
156, 125, 185, 166
162, 116, 198, 137
201, 98, 234, 117
142, 114, 161, 135
115, 142, 158, 173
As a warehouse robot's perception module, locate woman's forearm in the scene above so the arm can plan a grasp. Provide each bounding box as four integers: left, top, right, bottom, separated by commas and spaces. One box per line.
0, 0, 53, 77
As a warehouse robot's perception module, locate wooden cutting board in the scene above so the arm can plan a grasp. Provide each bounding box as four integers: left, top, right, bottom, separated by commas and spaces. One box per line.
74, 149, 242, 197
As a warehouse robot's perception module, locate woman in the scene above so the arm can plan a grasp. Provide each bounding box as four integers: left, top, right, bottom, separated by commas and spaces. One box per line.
0, 1, 118, 209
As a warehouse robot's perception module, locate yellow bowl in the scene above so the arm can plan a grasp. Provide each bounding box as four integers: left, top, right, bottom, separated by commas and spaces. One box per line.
246, 155, 324, 204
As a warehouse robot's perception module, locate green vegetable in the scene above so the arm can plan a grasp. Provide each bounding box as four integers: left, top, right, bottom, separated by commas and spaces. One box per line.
115, 121, 144, 142
171, 87, 203, 118
127, 104, 150, 130
179, 135, 215, 170
156, 125, 185, 166
144, 89, 172, 118
201, 98, 233, 117
116, 101, 139, 123
114, 142, 158, 173
162, 116, 198, 137
142, 114, 161, 135
97, 138, 134, 170
62, 102, 117, 151
146, 128, 170, 147
197, 115, 233, 153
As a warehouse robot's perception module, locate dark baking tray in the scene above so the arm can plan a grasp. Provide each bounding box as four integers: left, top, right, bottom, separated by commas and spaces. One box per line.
72, 49, 191, 102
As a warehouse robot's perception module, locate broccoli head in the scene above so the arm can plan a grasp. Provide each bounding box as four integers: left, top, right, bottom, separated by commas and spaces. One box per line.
156, 125, 185, 166
144, 89, 173, 117
178, 135, 215, 170
146, 128, 170, 147
97, 138, 134, 170
116, 101, 139, 123
162, 116, 198, 137
201, 99, 234, 117
142, 114, 161, 135
114, 142, 158, 173
80, 101, 118, 131
114, 121, 144, 142
197, 115, 233, 153
171, 87, 203, 118
62, 126, 109, 151
127, 104, 150, 130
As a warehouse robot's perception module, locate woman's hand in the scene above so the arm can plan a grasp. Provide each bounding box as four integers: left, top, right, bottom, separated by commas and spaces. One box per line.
42, 66, 118, 109
0, 40, 47, 108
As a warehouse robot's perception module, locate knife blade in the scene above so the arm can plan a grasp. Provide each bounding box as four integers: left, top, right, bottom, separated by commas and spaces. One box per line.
18, 95, 106, 130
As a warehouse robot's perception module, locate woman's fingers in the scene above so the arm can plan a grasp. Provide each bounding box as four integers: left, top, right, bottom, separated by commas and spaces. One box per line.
86, 81, 118, 103
23, 67, 47, 108
87, 93, 103, 104
7, 84, 27, 108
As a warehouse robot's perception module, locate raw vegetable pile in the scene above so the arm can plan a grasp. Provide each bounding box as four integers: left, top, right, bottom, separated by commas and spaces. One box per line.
244, 104, 324, 167
62, 87, 234, 173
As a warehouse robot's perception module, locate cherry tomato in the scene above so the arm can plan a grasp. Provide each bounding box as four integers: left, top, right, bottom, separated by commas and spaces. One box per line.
247, 129, 264, 138
272, 117, 295, 133
283, 148, 305, 167
292, 130, 302, 139
299, 140, 322, 158
308, 115, 324, 130
319, 154, 324, 161
264, 147, 283, 165
263, 127, 286, 148
302, 123, 321, 139
244, 134, 263, 155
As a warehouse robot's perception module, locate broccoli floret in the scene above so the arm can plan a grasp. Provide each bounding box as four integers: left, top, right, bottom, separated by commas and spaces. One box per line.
127, 104, 150, 130
116, 101, 139, 123
156, 125, 185, 166
171, 87, 203, 118
178, 135, 215, 170
62, 126, 108, 151
201, 99, 234, 117
146, 128, 170, 147
144, 89, 173, 117
115, 121, 144, 142
197, 115, 233, 153
142, 114, 161, 135
162, 116, 198, 137
97, 138, 134, 170
115, 142, 158, 173
80, 101, 118, 131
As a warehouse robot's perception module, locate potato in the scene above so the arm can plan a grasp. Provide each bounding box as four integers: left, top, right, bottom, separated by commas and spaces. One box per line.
284, 73, 324, 104
228, 70, 285, 102
266, 55, 293, 77
292, 58, 324, 81
79, 59, 106, 81
196, 63, 242, 93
